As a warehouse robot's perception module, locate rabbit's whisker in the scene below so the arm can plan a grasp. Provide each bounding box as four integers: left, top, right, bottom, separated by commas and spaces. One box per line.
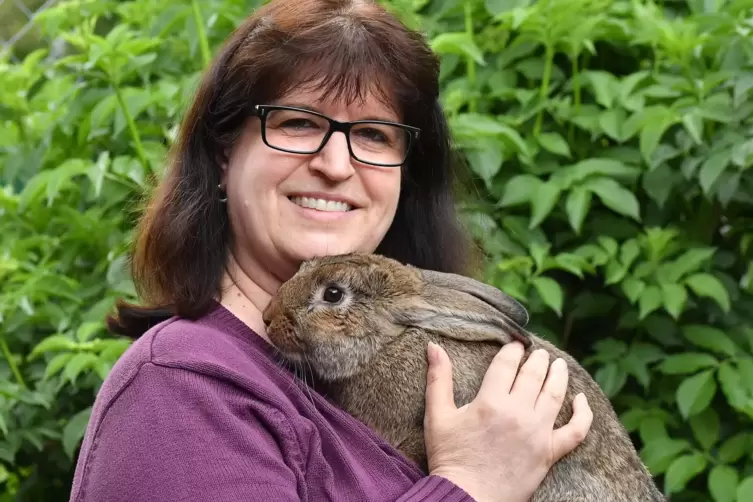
270, 346, 301, 397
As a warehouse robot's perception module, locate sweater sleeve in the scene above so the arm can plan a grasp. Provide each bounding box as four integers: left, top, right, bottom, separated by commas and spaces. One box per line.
71, 362, 305, 502
395, 476, 476, 501
71, 361, 475, 502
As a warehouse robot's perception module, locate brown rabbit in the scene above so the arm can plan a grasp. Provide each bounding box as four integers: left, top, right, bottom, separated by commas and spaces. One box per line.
262, 252, 665, 502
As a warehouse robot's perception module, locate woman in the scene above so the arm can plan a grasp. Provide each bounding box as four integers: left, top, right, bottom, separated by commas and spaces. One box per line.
69, 0, 593, 500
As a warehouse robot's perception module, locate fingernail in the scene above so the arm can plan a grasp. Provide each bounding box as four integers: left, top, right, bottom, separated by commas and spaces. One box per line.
427, 342, 439, 363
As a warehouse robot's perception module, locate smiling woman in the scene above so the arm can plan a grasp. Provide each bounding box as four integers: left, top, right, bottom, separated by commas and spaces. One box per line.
68, 1, 593, 501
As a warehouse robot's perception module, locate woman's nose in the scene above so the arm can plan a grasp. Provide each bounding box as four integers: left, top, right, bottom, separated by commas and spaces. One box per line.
308, 131, 355, 181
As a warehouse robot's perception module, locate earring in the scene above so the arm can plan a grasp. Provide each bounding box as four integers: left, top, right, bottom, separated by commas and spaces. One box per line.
218, 184, 227, 203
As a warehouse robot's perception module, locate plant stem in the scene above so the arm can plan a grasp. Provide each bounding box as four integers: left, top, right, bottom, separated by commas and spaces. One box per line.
1, 337, 27, 389
534, 43, 555, 136
114, 85, 149, 172
191, 0, 211, 68
464, 1, 477, 113
569, 54, 581, 143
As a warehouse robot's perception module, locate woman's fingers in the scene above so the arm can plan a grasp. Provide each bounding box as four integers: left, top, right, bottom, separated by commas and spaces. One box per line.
424, 342, 457, 425
535, 357, 569, 417
509, 348, 550, 406
476, 341, 525, 400
551, 393, 593, 462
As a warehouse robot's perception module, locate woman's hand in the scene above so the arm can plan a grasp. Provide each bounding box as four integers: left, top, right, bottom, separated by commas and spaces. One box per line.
424, 341, 593, 502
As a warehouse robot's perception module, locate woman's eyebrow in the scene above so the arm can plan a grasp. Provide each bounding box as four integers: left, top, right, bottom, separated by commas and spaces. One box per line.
274, 101, 399, 123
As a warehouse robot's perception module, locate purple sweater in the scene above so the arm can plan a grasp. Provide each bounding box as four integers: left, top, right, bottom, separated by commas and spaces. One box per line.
69, 303, 474, 501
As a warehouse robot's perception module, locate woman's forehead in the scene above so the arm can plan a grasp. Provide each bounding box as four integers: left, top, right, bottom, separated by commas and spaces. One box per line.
271, 78, 401, 121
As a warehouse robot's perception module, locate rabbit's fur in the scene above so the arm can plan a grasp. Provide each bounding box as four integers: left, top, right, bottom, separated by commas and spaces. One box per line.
262, 253, 665, 502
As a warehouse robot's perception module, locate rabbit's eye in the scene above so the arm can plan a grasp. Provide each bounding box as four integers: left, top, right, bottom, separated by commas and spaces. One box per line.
322, 286, 345, 303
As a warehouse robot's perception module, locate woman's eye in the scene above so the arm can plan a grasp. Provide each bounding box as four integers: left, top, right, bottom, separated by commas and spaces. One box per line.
281, 118, 316, 129
322, 286, 344, 303
355, 128, 387, 142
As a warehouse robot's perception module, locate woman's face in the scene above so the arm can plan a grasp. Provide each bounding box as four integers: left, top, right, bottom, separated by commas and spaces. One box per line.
222, 86, 403, 283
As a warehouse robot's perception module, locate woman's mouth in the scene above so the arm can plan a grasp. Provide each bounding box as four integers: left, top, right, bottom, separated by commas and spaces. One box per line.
289, 196, 353, 212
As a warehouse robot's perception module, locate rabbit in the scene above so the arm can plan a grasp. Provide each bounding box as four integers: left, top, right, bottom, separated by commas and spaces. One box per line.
262, 252, 666, 502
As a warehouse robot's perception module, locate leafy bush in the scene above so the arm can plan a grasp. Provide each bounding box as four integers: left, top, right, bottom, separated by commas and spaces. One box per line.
1, 0, 752, 500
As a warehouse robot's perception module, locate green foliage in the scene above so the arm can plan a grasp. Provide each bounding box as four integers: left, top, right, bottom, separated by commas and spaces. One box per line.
1, 0, 752, 500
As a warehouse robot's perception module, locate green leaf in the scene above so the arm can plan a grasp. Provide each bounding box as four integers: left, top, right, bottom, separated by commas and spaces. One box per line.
76, 322, 103, 343
565, 186, 591, 234
676, 369, 717, 419
622, 352, 651, 389
537, 132, 571, 158
639, 285, 663, 320
499, 174, 541, 207
639, 416, 669, 444
621, 277, 645, 304
29, 334, 77, 359
661, 283, 687, 319
718, 362, 748, 410
63, 353, 100, 384
529, 242, 550, 273
658, 353, 719, 375
555, 158, 640, 188
594, 362, 627, 397
640, 109, 678, 166
598, 108, 625, 140
584, 70, 618, 108
738, 477, 753, 502
45, 159, 90, 206
531, 276, 563, 316
708, 465, 738, 502
549, 253, 588, 278
529, 181, 562, 229
641, 163, 676, 208
682, 111, 704, 144
664, 453, 707, 494
688, 407, 719, 450
699, 149, 731, 195
641, 436, 691, 474
43, 353, 74, 381
685, 273, 731, 312
718, 432, 751, 463
682, 325, 738, 357
465, 138, 504, 184
605, 260, 628, 285
63, 407, 92, 460
620, 408, 647, 431
659, 248, 716, 283
582, 177, 641, 221
484, 0, 532, 16
429, 32, 486, 65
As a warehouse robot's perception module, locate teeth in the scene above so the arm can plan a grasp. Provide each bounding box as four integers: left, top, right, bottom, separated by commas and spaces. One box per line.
290, 196, 352, 212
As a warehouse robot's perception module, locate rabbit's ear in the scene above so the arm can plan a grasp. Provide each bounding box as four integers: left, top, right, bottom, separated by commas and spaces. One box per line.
419, 269, 529, 327
390, 272, 533, 348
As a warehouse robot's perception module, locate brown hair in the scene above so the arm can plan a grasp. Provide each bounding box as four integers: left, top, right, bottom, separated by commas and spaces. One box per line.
107, 0, 477, 338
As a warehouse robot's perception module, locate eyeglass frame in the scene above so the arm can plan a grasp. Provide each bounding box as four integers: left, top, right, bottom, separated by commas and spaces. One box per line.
249, 104, 421, 168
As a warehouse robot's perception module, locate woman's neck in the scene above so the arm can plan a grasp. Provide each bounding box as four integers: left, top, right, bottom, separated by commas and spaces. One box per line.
219, 252, 282, 343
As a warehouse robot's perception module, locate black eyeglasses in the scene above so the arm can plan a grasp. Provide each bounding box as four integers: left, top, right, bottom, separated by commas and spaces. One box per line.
249, 104, 421, 167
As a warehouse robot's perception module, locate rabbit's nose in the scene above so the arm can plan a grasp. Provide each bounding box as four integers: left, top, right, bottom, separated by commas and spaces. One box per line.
262, 299, 280, 326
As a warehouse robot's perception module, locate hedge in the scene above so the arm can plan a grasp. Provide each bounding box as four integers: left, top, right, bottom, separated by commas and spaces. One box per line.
1, 0, 752, 500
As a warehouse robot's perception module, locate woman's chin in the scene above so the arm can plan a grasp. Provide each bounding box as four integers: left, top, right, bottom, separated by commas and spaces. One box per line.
285, 238, 369, 262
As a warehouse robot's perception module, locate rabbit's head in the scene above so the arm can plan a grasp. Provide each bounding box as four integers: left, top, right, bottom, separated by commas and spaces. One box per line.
262, 253, 531, 381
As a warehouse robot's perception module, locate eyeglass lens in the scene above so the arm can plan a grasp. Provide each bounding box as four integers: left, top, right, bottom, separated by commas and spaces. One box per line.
263, 109, 410, 165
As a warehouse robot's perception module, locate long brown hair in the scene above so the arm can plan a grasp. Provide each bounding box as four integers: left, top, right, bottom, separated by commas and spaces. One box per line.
107, 0, 477, 338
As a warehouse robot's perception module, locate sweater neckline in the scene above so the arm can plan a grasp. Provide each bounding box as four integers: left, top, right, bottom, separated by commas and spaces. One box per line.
200, 300, 280, 357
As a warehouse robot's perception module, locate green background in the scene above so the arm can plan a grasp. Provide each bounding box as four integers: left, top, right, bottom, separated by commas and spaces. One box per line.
1, 0, 752, 500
